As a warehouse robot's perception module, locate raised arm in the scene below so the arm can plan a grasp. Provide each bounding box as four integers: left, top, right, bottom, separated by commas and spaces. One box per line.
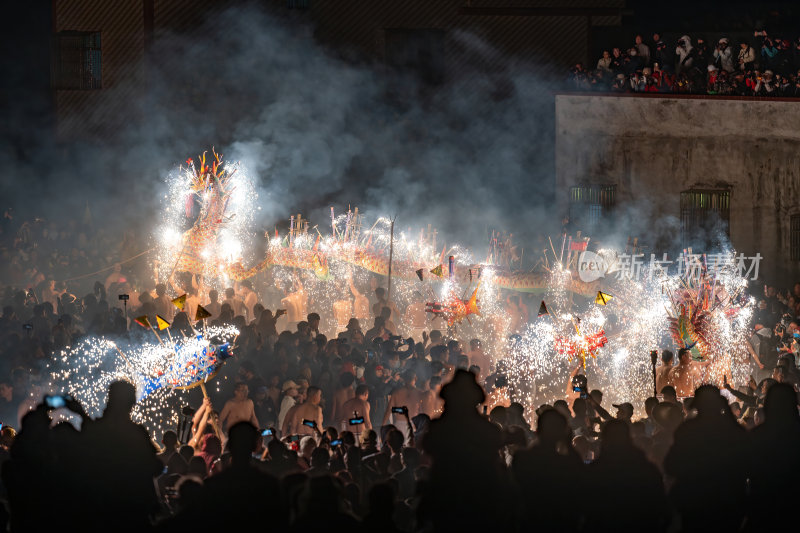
192, 398, 209, 433
189, 407, 210, 449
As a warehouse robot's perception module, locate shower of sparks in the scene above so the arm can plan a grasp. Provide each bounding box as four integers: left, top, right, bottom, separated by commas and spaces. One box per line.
156, 151, 259, 287
500, 252, 753, 417
45, 325, 239, 437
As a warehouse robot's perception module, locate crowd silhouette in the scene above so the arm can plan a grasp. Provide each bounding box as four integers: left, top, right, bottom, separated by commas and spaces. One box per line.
2, 213, 800, 531
0, 376, 797, 532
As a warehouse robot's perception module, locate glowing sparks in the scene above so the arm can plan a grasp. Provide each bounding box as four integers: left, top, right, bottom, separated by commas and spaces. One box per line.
46, 326, 239, 436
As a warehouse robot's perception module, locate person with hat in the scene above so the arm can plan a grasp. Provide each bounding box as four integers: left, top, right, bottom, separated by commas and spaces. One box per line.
277, 380, 299, 434
420, 369, 507, 532
613, 402, 634, 423
714, 37, 735, 72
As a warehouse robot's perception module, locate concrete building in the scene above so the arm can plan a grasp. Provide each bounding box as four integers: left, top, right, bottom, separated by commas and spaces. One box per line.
48, 0, 625, 141
556, 93, 800, 281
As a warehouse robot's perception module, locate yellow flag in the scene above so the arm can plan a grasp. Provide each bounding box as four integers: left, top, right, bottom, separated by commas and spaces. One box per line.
135, 315, 151, 329
595, 291, 614, 305
171, 294, 187, 310
430, 265, 443, 277
195, 305, 212, 321
156, 315, 171, 330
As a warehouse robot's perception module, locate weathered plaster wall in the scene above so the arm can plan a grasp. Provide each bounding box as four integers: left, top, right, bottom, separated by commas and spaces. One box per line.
556, 94, 800, 281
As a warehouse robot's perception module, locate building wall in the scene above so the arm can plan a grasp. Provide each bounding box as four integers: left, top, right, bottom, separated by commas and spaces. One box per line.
51, 0, 624, 140
54, 0, 146, 140
313, 0, 624, 79
555, 93, 800, 281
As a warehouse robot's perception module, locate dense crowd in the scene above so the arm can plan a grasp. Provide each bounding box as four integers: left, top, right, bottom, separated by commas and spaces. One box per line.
569, 30, 800, 96
1, 212, 800, 532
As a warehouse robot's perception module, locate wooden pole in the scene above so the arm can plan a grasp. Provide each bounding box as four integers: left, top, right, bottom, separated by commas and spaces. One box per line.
199, 382, 224, 440
387, 217, 395, 301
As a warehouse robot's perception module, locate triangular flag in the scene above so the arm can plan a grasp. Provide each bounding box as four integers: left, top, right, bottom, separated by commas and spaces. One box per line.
430, 265, 443, 277
156, 315, 171, 330
595, 291, 614, 305
195, 305, 212, 321
171, 294, 187, 310
135, 315, 151, 329
415, 269, 424, 281
538, 301, 549, 317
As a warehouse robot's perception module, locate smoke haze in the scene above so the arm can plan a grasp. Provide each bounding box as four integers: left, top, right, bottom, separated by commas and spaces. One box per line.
1, 4, 562, 259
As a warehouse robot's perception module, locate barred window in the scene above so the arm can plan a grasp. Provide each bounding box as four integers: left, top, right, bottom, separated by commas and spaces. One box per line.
568, 184, 616, 233
680, 189, 730, 248
791, 215, 800, 261
53, 31, 102, 90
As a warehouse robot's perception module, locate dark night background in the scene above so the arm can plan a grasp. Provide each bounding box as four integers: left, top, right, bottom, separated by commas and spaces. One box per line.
3, 1, 800, 253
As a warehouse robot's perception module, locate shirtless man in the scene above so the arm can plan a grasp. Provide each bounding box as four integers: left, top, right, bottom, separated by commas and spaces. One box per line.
668, 348, 710, 397
383, 371, 422, 433
419, 376, 444, 418
104, 263, 125, 290
223, 287, 247, 319
332, 282, 353, 333
402, 291, 428, 340
380, 306, 398, 336
338, 384, 372, 431
184, 286, 201, 324
372, 287, 400, 322
219, 382, 259, 432
154, 283, 174, 322
41, 280, 63, 309
239, 280, 259, 322
466, 339, 491, 381
655, 349, 675, 393
285, 386, 323, 437
330, 373, 355, 426
205, 289, 222, 319
281, 275, 307, 329
348, 276, 370, 325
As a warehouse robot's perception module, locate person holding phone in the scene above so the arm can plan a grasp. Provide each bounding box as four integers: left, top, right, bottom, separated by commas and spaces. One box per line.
338, 384, 371, 431
383, 371, 421, 443
285, 386, 323, 437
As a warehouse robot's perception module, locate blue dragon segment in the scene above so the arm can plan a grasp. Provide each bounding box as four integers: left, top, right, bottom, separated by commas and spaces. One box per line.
139, 338, 234, 400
